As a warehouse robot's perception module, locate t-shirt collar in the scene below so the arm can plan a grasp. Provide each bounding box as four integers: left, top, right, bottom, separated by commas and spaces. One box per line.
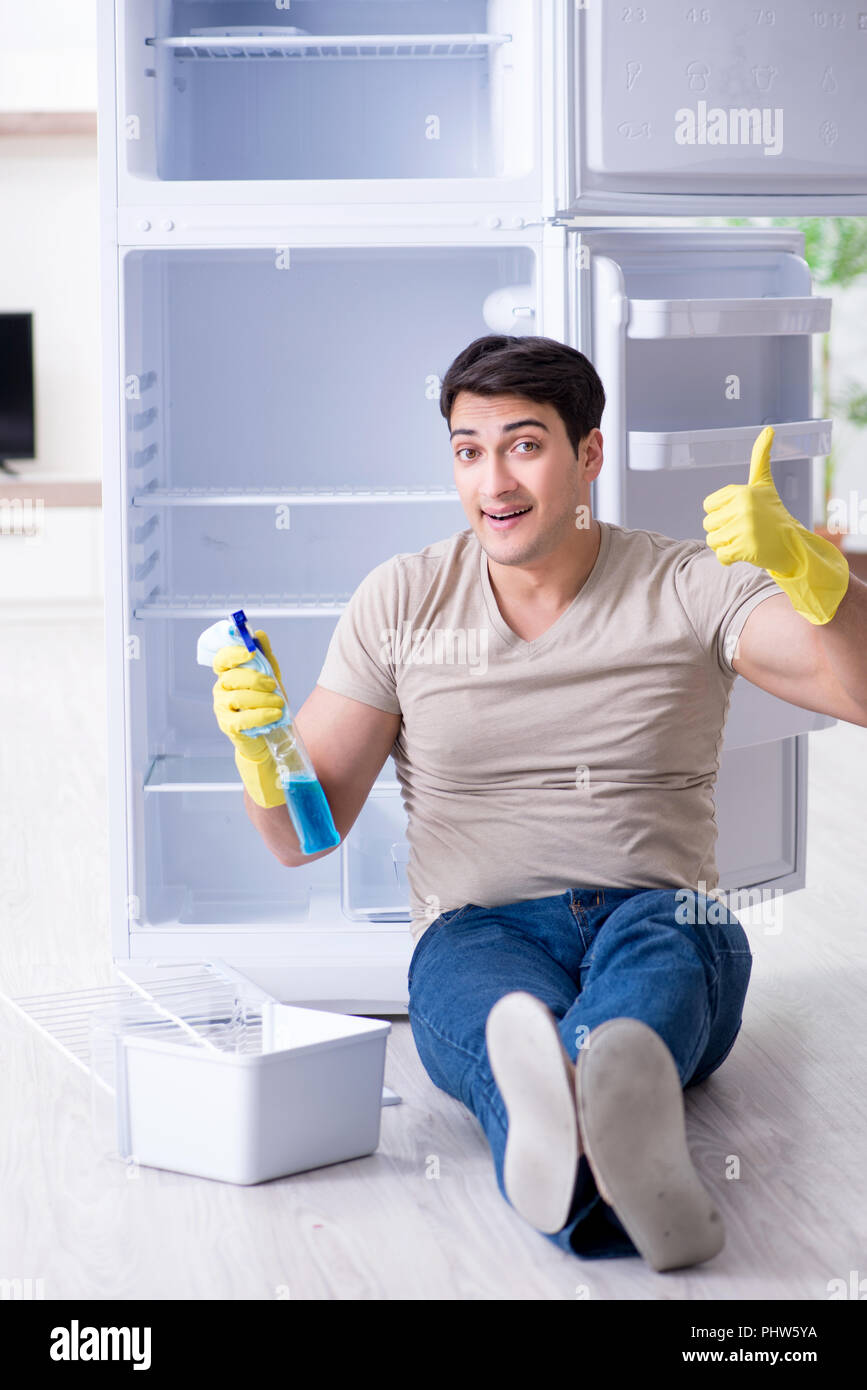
477, 520, 612, 653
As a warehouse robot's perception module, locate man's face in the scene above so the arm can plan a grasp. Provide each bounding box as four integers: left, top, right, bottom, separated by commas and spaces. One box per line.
449, 391, 602, 565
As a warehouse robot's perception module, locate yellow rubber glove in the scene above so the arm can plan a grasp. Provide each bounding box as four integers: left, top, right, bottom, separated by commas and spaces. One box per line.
702, 426, 850, 626
211, 629, 288, 808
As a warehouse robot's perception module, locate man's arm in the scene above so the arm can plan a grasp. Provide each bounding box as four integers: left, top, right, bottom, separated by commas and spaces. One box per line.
243, 685, 402, 867
732, 574, 867, 727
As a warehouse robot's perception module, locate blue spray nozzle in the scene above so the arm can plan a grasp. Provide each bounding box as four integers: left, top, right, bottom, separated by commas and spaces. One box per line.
231, 609, 260, 655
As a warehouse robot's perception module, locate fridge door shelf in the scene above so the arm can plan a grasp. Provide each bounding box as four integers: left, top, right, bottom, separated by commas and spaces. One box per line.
146, 33, 513, 62
627, 296, 831, 340
628, 419, 833, 472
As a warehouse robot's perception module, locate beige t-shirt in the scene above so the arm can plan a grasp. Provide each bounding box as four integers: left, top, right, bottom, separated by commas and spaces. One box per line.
317, 521, 783, 944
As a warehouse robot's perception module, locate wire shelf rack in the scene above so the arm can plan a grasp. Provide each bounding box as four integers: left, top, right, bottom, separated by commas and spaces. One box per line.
2, 965, 265, 1079
146, 32, 512, 62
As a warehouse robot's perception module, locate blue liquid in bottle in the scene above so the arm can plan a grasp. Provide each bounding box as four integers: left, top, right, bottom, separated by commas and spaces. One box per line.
282, 774, 341, 856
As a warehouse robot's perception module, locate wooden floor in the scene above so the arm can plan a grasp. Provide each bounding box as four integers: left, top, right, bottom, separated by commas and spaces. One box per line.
1, 611, 865, 1300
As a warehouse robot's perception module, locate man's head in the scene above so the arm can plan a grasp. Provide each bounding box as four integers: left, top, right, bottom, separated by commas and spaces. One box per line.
439, 335, 605, 565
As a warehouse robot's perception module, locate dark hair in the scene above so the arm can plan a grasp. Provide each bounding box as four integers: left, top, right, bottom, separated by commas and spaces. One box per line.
439, 335, 606, 459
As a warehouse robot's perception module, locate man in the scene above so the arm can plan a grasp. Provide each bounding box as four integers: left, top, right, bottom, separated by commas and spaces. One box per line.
210, 335, 867, 1271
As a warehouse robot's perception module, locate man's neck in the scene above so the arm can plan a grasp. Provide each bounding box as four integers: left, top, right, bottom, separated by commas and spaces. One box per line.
485, 519, 602, 641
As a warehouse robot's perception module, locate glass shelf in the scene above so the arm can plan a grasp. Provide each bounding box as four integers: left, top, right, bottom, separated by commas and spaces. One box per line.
144, 754, 401, 795
133, 595, 350, 619
131, 486, 461, 507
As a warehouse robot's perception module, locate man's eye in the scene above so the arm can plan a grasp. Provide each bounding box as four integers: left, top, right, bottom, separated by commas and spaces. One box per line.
516, 441, 540, 453
456, 448, 477, 461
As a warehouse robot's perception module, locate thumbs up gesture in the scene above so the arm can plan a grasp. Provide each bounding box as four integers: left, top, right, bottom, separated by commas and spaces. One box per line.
701, 426, 849, 625
702, 427, 806, 574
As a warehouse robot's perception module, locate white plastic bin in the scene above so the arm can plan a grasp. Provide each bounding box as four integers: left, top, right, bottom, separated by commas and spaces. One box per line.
89, 994, 391, 1185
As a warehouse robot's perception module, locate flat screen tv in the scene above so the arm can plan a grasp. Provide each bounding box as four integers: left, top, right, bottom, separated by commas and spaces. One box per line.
0, 313, 35, 468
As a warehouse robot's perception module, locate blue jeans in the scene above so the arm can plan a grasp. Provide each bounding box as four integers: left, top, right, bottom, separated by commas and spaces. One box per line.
406, 887, 752, 1260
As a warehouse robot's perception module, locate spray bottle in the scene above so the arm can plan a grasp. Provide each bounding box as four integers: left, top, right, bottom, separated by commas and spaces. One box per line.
197, 609, 340, 856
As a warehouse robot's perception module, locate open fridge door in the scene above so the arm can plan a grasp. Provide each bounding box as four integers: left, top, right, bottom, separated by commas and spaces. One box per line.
564, 224, 837, 902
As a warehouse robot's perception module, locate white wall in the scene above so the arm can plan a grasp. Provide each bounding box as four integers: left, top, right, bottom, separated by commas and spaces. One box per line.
0, 0, 97, 111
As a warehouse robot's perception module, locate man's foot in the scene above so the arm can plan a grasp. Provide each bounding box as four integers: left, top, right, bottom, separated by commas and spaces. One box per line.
485, 991, 581, 1233
574, 1018, 725, 1272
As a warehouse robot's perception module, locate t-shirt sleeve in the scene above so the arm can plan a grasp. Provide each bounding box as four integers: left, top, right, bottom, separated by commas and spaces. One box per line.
674, 541, 785, 679
316, 558, 402, 715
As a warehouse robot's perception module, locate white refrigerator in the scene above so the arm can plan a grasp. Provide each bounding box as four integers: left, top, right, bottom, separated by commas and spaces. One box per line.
94, 0, 865, 1014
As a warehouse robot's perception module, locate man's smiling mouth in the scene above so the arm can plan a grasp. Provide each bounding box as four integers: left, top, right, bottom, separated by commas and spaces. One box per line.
481, 505, 533, 525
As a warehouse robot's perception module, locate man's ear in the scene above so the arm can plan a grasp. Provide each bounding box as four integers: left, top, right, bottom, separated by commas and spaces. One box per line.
581, 429, 604, 482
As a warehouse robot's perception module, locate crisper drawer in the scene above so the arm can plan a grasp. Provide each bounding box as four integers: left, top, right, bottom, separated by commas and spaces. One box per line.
341, 783, 411, 923
113, 0, 539, 202
137, 787, 343, 928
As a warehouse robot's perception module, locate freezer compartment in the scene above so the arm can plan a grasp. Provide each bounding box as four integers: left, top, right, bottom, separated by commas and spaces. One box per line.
128, 498, 467, 610
123, 244, 536, 493
576, 0, 867, 197
120, 0, 535, 185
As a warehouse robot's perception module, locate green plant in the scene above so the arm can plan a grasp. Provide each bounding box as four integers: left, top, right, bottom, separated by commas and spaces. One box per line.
723, 217, 867, 525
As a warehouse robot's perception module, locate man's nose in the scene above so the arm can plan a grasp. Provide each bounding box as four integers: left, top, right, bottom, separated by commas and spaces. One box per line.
478, 455, 520, 498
